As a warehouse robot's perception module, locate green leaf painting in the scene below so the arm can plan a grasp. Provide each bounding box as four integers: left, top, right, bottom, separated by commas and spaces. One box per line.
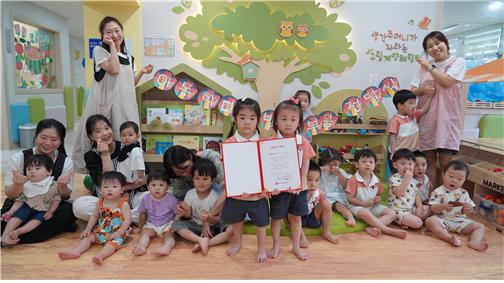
311, 85, 322, 99
172, 6, 185, 14
319, 81, 330, 89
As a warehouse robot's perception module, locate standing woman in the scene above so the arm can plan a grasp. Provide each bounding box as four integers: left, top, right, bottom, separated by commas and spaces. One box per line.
1, 119, 76, 243
411, 31, 467, 185
72, 16, 153, 172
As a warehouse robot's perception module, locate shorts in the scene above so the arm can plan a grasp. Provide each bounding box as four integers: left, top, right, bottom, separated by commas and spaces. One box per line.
143, 221, 173, 237
269, 190, 309, 219
349, 204, 388, 220
13, 203, 45, 223
221, 198, 269, 227
431, 215, 473, 234
393, 208, 415, 225
301, 210, 321, 228
171, 219, 225, 235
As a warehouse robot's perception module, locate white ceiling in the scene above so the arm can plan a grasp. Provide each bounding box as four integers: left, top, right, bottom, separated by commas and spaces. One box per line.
29, 0, 503, 39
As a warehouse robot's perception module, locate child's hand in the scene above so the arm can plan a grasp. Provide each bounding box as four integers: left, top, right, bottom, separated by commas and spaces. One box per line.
1, 211, 13, 222
80, 229, 91, 239
201, 222, 213, 238
12, 170, 28, 185
462, 202, 473, 214
414, 205, 423, 217
365, 200, 374, 207
403, 169, 414, 180
270, 189, 281, 196
110, 232, 119, 240
442, 203, 453, 211
43, 211, 53, 220
373, 196, 381, 205
290, 187, 302, 195
320, 166, 331, 173
331, 167, 342, 176
200, 212, 210, 223
142, 64, 154, 74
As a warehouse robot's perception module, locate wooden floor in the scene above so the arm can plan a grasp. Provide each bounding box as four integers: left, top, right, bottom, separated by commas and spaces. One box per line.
1, 174, 503, 279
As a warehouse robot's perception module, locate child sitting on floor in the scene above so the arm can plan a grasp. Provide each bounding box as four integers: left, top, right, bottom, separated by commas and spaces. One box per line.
346, 149, 407, 239
1, 155, 62, 246
318, 148, 355, 227
413, 151, 432, 219
425, 160, 488, 251
171, 159, 233, 255
132, 169, 178, 257
59, 171, 133, 264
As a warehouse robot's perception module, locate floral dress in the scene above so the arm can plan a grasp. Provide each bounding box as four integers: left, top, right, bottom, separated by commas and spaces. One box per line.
94, 197, 133, 249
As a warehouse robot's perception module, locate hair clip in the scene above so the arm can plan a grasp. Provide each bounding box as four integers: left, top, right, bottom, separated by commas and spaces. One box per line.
289, 96, 299, 105
240, 97, 249, 102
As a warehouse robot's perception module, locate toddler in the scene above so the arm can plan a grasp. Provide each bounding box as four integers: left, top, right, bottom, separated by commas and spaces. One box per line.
413, 151, 432, 218
294, 90, 315, 120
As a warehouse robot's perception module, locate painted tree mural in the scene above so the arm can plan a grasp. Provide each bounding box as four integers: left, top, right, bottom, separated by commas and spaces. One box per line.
179, 1, 356, 109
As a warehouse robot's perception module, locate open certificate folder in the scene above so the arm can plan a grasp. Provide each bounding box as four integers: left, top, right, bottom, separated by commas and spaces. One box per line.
221, 137, 301, 198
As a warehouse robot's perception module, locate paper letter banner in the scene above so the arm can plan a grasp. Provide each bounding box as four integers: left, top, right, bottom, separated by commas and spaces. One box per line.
379, 77, 400, 97
153, 69, 177, 91
197, 89, 221, 109
317, 111, 339, 131
217, 96, 237, 116
260, 110, 274, 130
174, 79, 199, 100
360, 86, 383, 109
342, 96, 363, 116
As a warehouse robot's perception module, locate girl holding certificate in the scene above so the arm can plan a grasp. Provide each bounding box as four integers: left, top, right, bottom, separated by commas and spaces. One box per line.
268, 98, 316, 261
221, 98, 270, 263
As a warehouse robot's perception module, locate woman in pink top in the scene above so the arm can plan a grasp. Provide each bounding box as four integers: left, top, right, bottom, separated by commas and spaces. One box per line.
411, 31, 466, 185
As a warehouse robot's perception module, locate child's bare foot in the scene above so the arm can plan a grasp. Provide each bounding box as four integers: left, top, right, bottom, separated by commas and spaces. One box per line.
364, 227, 381, 238
322, 232, 340, 245
300, 235, 308, 248
468, 240, 488, 251
132, 244, 147, 256
2, 232, 20, 245
58, 250, 81, 259
388, 228, 408, 239
449, 234, 462, 247
267, 244, 280, 258
256, 247, 267, 263
153, 245, 174, 256
198, 237, 209, 255
92, 255, 104, 265
400, 225, 409, 230
292, 247, 309, 261
225, 244, 241, 257
345, 218, 356, 227
192, 243, 201, 253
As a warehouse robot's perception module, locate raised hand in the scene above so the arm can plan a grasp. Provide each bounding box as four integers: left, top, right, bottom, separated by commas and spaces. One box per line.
102, 35, 114, 46
96, 138, 109, 155
142, 64, 154, 74
416, 57, 431, 70
12, 170, 27, 185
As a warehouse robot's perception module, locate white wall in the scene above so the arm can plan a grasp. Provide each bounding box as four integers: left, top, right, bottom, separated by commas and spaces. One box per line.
1, 1, 71, 107
140, 1, 440, 117
70, 35, 85, 88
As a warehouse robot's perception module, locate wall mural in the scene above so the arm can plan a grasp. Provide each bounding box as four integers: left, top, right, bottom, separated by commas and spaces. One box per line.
13, 19, 57, 89
179, 1, 357, 110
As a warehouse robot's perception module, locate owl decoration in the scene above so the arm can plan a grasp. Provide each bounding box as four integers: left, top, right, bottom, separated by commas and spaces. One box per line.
296, 24, 309, 38
279, 21, 294, 38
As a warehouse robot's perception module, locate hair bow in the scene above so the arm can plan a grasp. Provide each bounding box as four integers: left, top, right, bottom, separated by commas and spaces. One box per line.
289, 96, 299, 105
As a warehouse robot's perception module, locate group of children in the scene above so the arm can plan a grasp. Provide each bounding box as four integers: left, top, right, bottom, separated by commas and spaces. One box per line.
1, 89, 489, 264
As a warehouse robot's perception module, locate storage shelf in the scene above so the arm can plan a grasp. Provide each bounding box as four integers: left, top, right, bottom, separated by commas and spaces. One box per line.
141, 124, 223, 135
330, 124, 387, 130
316, 132, 385, 136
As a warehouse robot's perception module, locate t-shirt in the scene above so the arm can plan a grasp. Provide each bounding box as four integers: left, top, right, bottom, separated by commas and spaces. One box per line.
320, 169, 351, 205
5, 148, 74, 191
345, 171, 383, 202
388, 111, 423, 154
307, 189, 321, 214
184, 188, 220, 225
137, 192, 178, 226
116, 147, 145, 183
387, 173, 419, 210
428, 186, 475, 219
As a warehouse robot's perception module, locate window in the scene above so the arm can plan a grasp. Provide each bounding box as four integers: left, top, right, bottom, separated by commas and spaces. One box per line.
13, 19, 59, 91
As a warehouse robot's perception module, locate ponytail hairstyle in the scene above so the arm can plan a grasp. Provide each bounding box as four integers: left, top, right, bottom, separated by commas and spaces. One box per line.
33, 119, 67, 156
272, 98, 304, 132
227, 97, 261, 138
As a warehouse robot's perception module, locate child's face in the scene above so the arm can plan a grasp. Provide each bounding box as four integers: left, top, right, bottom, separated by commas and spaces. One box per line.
393, 158, 415, 176
297, 94, 310, 111
414, 157, 427, 178
398, 98, 416, 115
355, 156, 376, 175
326, 159, 341, 169
90, 120, 114, 145
276, 108, 300, 137
26, 165, 52, 182
120, 127, 139, 146
148, 180, 168, 200
442, 167, 467, 191
193, 171, 213, 193
236, 108, 258, 139
307, 170, 320, 191
100, 179, 123, 200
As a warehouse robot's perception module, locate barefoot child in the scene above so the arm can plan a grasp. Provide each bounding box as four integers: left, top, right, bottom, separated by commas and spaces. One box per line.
220, 98, 270, 263
413, 151, 432, 219
59, 171, 133, 264
132, 169, 178, 256
387, 148, 424, 229
172, 159, 233, 255
425, 160, 488, 251
346, 149, 408, 239
1, 155, 61, 245
318, 148, 356, 227
298, 161, 340, 247
268, 98, 316, 261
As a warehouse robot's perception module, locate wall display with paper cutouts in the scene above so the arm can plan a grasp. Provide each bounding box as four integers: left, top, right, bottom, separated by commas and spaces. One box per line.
197, 89, 221, 109
260, 110, 274, 130
179, 1, 356, 110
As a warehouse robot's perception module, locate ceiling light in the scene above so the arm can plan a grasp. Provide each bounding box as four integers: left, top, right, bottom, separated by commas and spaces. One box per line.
488, 1, 502, 11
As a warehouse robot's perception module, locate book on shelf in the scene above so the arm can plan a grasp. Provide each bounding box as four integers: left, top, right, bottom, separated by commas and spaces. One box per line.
202, 136, 223, 153
146, 106, 185, 127
155, 141, 173, 155
173, 135, 201, 150
146, 134, 173, 154
184, 105, 210, 126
